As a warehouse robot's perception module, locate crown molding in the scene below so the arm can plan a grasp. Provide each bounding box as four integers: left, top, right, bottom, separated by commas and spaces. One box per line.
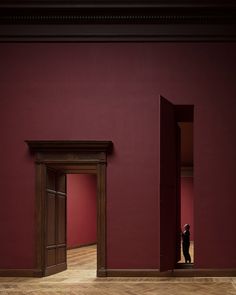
0, 0, 236, 41
1, 0, 236, 8
25, 140, 113, 153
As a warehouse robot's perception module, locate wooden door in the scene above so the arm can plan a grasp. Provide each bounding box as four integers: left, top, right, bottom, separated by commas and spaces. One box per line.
44, 168, 67, 276
159, 96, 180, 271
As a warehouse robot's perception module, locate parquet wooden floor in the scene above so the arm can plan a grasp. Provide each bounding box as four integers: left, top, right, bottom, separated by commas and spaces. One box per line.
0, 245, 236, 295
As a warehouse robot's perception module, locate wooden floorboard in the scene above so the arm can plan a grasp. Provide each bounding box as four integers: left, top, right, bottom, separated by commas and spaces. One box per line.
0, 245, 236, 294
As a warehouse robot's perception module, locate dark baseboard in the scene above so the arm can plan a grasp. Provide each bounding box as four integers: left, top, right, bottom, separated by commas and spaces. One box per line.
175, 263, 194, 269
0, 266, 235, 277
0, 268, 42, 277
106, 268, 236, 277
106, 269, 164, 277
67, 242, 97, 250
97, 267, 107, 277
173, 268, 236, 277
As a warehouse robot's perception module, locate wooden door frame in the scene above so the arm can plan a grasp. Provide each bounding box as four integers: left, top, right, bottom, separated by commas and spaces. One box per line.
26, 140, 113, 277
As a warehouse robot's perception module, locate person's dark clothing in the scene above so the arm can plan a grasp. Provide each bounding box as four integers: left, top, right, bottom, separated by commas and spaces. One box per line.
182, 230, 191, 263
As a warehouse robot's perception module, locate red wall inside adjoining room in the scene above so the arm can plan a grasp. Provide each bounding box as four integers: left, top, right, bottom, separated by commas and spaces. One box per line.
181, 177, 194, 241
0, 43, 236, 270
67, 174, 97, 249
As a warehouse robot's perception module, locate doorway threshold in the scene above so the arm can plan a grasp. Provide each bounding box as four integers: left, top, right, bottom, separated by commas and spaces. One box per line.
176, 263, 194, 269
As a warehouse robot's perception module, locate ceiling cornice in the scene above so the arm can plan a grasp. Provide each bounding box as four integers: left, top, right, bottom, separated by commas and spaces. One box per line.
0, 0, 236, 41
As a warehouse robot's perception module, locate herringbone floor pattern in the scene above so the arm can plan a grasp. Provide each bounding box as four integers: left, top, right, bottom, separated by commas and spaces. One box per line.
0, 245, 235, 295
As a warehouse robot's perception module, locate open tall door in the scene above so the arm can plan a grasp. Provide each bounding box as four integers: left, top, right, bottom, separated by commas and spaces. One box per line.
44, 168, 67, 276
159, 96, 181, 271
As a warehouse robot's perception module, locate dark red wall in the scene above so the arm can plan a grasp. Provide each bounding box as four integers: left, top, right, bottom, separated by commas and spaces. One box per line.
181, 177, 194, 241
67, 174, 97, 249
0, 43, 236, 269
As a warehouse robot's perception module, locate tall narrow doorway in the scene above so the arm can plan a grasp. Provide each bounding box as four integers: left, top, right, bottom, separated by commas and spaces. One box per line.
67, 174, 97, 273
177, 121, 194, 268
159, 96, 194, 272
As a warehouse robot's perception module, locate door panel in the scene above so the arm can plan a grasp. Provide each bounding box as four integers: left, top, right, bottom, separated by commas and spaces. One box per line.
57, 174, 66, 193
159, 96, 179, 271
46, 193, 56, 246
47, 169, 56, 190
57, 194, 66, 244
57, 246, 67, 264
47, 249, 56, 267
44, 168, 67, 276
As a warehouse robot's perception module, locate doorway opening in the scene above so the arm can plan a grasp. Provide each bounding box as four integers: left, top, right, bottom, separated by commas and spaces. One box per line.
159, 96, 194, 272
45, 166, 100, 277
67, 173, 97, 273
176, 121, 194, 269
26, 140, 113, 277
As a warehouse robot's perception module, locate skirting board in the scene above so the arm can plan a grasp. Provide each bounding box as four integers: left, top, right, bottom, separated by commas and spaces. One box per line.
1, 268, 236, 278
106, 268, 236, 277
0, 269, 42, 277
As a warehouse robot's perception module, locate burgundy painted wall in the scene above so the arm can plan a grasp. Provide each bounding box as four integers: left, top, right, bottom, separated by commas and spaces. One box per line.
67, 174, 97, 249
181, 177, 194, 241
0, 43, 236, 269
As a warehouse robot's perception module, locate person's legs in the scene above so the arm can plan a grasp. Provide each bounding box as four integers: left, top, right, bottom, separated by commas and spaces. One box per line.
183, 244, 188, 263
187, 251, 191, 263
183, 243, 191, 263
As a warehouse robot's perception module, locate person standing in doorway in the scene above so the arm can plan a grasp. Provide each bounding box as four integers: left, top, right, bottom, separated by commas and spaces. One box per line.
182, 224, 191, 263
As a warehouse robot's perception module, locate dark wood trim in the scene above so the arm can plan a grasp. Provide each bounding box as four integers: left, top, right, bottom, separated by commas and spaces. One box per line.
1, 267, 235, 277
173, 268, 236, 277
106, 269, 161, 277
106, 268, 236, 277
35, 162, 46, 272
0, 269, 43, 277
96, 160, 107, 277
1, 1, 236, 41
175, 262, 194, 269
45, 263, 67, 276
26, 140, 113, 277
97, 268, 107, 277
26, 140, 113, 153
